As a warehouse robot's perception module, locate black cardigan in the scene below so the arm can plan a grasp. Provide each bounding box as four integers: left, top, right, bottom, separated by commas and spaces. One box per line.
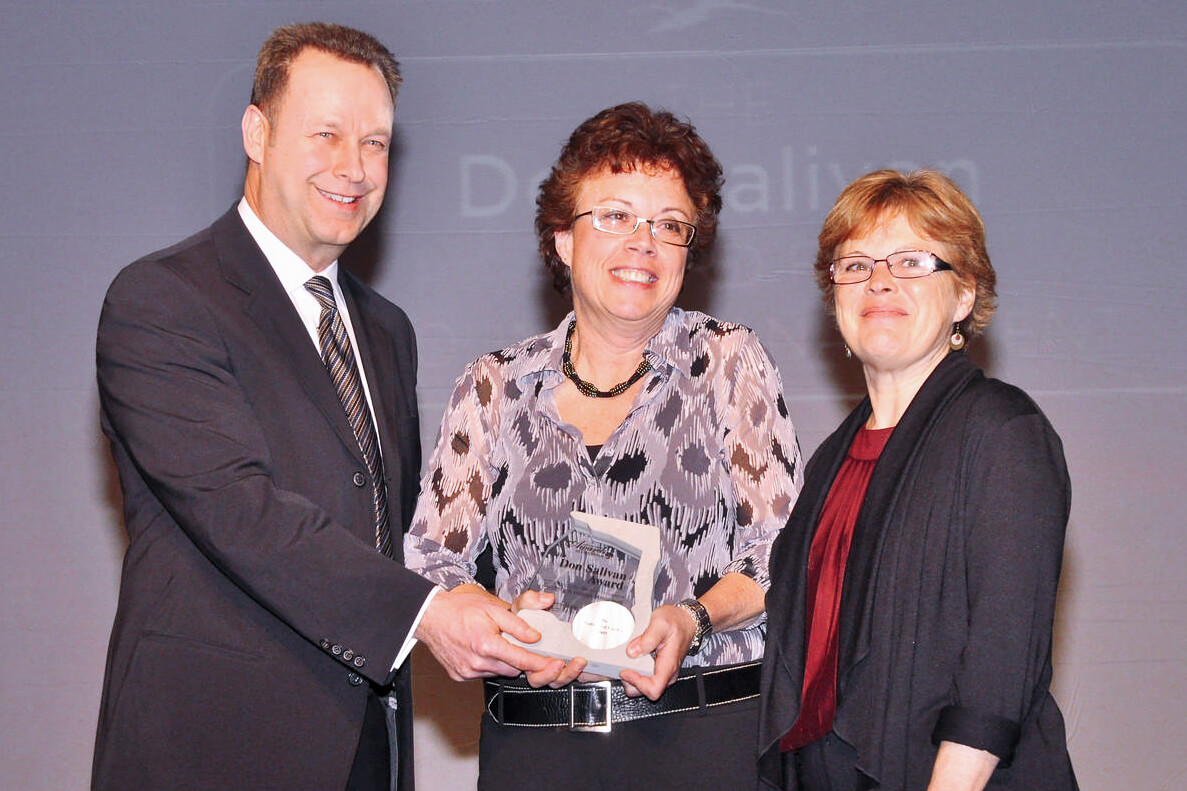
759, 352, 1077, 790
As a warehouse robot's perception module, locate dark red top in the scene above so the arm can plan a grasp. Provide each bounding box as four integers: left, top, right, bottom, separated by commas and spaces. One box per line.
781, 425, 893, 751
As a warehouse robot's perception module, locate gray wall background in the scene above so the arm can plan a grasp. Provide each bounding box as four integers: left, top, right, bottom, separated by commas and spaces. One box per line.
2, 2, 1184, 788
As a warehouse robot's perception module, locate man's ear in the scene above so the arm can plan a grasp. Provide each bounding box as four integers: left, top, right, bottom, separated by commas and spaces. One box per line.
242, 105, 268, 165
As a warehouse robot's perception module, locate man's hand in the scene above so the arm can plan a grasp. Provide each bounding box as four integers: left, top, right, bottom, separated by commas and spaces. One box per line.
414, 586, 555, 681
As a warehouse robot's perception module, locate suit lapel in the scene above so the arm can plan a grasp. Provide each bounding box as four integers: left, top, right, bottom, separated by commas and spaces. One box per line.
337, 272, 403, 505
210, 208, 366, 466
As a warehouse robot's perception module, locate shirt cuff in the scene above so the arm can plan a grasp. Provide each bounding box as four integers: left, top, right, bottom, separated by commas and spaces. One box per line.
931, 704, 1022, 766
390, 586, 442, 672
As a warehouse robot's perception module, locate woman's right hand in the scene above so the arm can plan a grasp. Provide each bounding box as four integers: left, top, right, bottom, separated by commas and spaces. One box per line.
511, 589, 592, 687
509, 589, 555, 614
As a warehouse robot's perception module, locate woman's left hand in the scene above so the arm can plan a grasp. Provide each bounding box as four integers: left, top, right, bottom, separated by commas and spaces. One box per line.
618, 604, 696, 700
618, 574, 767, 700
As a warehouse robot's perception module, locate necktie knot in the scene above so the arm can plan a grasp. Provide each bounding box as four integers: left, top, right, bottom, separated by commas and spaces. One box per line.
304, 275, 337, 313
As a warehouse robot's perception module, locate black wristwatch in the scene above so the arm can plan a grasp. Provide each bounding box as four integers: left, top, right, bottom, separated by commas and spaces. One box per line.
676, 598, 713, 656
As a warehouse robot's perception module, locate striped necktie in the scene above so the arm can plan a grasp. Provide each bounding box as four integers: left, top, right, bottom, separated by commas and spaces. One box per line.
304, 275, 392, 557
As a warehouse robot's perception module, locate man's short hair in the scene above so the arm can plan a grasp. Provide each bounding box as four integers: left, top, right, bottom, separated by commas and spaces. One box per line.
250, 22, 401, 121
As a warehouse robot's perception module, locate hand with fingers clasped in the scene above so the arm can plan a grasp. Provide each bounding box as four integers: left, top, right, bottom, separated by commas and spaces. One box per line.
510, 592, 698, 698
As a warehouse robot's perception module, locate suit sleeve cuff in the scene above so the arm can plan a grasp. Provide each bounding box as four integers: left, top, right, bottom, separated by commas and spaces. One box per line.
931, 705, 1021, 765
390, 586, 442, 672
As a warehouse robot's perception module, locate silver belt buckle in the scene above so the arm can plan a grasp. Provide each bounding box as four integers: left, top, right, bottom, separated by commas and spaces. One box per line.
569, 680, 613, 732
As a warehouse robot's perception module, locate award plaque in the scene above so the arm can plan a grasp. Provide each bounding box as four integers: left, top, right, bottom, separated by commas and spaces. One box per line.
506, 510, 662, 677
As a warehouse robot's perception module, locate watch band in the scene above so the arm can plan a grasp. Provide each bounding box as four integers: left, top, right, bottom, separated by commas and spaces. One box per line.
676, 598, 713, 656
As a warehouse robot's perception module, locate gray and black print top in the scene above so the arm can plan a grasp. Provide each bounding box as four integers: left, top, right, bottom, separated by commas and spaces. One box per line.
405, 308, 803, 666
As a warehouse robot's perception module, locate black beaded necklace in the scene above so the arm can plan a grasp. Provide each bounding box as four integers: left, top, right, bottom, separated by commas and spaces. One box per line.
561, 320, 652, 398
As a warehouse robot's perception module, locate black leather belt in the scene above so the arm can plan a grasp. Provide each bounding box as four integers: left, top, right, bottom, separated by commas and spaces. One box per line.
483, 661, 761, 732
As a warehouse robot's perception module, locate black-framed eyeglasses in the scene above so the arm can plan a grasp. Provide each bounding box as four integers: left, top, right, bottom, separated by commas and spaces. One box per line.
573, 206, 696, 248
829, 250, 955, 285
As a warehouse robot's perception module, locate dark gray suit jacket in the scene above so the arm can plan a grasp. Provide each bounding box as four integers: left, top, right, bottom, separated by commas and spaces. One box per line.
93, 207, 434, 790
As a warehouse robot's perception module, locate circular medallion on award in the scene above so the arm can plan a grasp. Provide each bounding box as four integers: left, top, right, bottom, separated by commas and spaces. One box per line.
571, 601, 635, 650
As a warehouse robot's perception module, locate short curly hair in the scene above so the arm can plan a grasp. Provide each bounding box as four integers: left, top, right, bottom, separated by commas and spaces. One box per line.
814, 169, 997, 337
535, 102, 724, 294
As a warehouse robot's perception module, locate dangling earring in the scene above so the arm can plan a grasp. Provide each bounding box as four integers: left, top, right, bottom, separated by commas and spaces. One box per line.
949, 325, 966, 351
844, 345, 852, 359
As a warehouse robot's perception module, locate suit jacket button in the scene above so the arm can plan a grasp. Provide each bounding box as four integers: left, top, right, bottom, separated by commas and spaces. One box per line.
352, 472, 367, 487
348, 672, 364, 686
331, 644, 343, 656
343, 649, 354, 661
353, 656, 366, 668
319, 639, 331, 650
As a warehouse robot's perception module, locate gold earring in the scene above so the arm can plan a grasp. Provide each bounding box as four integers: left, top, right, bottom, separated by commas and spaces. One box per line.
949, 325, 966, 351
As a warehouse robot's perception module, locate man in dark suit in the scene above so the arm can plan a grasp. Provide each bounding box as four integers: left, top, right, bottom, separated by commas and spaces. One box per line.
92, 22, 552, 791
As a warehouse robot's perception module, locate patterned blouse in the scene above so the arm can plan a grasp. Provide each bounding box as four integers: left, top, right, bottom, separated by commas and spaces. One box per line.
405, 308, 803, 666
